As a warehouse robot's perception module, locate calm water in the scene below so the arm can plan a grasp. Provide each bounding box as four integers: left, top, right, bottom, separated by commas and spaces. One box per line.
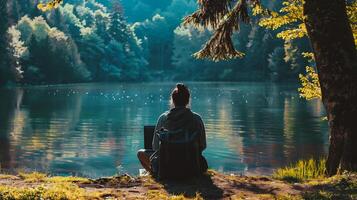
0, 82, 328, 178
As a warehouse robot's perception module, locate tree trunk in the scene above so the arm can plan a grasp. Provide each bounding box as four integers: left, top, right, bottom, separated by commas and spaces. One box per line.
303, 0, 357, 176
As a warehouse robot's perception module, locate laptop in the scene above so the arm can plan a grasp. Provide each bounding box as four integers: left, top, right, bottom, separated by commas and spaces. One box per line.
144, 125, 155, 149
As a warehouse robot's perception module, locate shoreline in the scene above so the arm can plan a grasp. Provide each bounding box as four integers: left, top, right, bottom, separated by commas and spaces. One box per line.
0, 80, 301, 89
0, 170, 356, 199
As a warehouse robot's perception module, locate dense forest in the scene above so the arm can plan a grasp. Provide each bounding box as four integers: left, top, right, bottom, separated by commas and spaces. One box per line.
0, 0, 310, 86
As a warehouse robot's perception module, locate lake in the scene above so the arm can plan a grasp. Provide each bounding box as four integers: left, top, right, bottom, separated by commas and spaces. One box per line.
0, 82, 328, 178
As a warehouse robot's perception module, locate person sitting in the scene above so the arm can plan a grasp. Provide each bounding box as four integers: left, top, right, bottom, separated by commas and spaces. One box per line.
137, 83, 208, 179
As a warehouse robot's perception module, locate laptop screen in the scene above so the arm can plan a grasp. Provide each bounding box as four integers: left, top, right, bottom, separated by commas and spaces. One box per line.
144, 125, 155, 149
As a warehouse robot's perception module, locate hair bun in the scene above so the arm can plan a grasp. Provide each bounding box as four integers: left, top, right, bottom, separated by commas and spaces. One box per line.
176, 83, 185, 91
172, 83, 190, 107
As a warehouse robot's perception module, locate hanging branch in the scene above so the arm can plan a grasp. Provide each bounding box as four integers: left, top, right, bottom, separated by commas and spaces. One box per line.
188, 0, 253, 61
184, 0, 264, 61
183, 0, 231, 29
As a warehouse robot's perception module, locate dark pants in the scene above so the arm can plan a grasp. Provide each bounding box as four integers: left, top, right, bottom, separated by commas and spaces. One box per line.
137, 149, 155, 173
137, 149, 208, 174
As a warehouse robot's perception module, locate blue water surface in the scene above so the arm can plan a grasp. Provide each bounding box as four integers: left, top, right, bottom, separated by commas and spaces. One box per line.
0, 82, 328, 178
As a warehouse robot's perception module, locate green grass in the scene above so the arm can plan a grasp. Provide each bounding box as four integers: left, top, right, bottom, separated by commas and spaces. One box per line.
46, 176, 91, 184
19, 172, 47, 182
147, 190, 203, 200
0, 172, 203, 200
0, 163, 355, 199
0, 172, 103, 200
0, 182, 87, 200
273, 158, 326, 182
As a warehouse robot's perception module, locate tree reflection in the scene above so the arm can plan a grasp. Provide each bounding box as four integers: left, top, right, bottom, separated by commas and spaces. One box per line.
0, 83, 328, 176
0, 88, 24, 169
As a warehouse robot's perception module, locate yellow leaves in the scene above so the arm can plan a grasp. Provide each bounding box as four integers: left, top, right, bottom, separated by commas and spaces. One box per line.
276, 23, 307, 40
302, 52, 315, 62
259, 0, 356, 46
252, 4, 264, 15
37, 0, 63, 12
258, 0, 303, 31
298, 66, 321, 100
259, 14, 298, 30
347, 1, 357, 45
37, 4, 48, 12
280, 0, 304, 19
258, 0, 306, 42
257, 0, 356, 103
252, 4, 271, 16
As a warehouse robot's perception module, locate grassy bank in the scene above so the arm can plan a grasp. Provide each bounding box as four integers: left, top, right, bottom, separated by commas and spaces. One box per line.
0, 160, 356, 199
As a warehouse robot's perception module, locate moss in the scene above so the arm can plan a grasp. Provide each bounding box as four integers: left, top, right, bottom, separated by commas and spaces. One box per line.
0, 181, 125, 200
93, 174, 138, 187
230, 193, 246, 199
146, 190, 203, 200
254, 194, 304, 200
47, 176, 91, 184
303, 173, 357, 200
17, 172, 91, 184
19, 172, 47, 183
0, 182, 85, 200
147, 189, 169, 199
141, 175, 162, 188
0, 173, 113, 200
0, 169, 355, 200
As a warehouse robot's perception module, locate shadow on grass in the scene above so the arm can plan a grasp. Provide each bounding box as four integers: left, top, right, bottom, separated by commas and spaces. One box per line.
158, 172, 284, 199
279, 176, 302, 183
229, 177, 280, 195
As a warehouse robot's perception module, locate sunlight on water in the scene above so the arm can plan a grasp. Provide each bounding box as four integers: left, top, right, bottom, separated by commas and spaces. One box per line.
0, 82, 328, 178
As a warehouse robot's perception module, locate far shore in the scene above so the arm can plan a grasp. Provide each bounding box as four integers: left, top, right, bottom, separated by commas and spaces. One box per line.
0, 80, 302, 88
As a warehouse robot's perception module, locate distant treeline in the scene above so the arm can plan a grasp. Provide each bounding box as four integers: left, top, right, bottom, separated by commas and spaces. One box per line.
1, 0, 147, 85
0, 0, 310, 86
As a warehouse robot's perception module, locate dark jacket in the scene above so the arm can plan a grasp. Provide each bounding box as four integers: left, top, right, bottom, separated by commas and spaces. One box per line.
152, 107, 206, 152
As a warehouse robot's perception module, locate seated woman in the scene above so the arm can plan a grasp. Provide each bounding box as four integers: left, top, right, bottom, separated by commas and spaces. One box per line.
137, 83, 207, 177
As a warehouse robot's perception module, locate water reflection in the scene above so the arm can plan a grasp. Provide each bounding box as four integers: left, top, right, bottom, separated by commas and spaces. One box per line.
0, 82, 328, 177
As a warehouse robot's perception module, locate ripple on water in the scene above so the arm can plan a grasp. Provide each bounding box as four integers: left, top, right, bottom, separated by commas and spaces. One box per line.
0, 82, 328, 177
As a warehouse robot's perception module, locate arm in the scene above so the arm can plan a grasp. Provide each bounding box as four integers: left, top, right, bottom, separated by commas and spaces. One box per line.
152, 113, 166, 151
196, 115, 207, 151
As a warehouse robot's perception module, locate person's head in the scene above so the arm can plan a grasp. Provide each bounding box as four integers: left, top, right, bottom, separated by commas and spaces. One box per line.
170, 83, 190, 108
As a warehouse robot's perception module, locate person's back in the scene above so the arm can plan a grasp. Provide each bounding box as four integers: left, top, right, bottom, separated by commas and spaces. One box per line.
137, 83, 207, 179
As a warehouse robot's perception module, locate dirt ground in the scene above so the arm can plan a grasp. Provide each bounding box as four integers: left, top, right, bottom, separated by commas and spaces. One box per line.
0, 170, 356, 199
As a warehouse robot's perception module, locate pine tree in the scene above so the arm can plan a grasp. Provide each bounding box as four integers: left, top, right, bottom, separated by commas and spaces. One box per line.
267, 47, 286, 82
0, 0, 13, 85
108, 2, 128, 44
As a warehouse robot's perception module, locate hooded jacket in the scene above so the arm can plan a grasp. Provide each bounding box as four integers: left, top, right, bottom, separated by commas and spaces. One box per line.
152, 107, 206, 152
